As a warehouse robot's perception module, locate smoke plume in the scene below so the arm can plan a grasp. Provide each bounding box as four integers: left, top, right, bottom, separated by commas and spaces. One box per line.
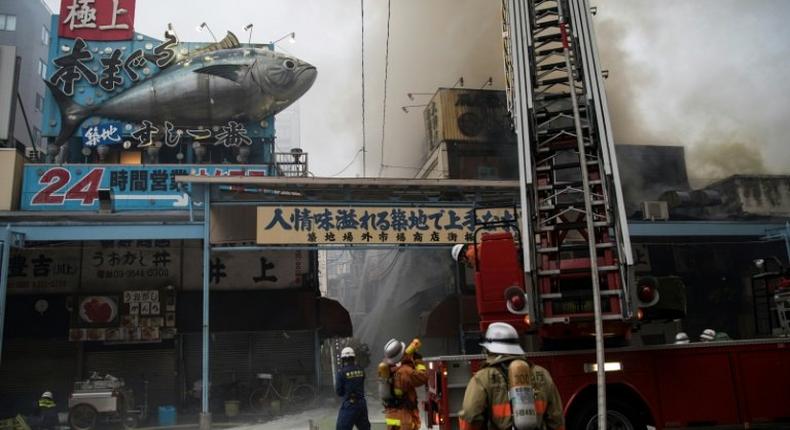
593, 0, 790, 184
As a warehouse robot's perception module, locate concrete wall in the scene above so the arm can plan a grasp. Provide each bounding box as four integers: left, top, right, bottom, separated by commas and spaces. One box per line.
0, 0, 51, 150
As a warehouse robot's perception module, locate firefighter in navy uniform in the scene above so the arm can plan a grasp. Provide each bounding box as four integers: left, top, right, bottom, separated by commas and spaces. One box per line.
335, 347, 371, 430
459, 323, 564, 430
31, 391, 58, 430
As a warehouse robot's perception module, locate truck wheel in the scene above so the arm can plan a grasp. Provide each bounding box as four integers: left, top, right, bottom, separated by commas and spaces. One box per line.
69, 404, 98, 430
568, 399, 646, 430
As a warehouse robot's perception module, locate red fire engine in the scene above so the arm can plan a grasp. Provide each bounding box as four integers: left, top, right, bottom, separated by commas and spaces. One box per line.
423, 229, 790, 429
423, 0, 790, 428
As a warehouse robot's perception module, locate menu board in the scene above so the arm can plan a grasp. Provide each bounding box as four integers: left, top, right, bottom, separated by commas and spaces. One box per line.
69, 287, 176, 342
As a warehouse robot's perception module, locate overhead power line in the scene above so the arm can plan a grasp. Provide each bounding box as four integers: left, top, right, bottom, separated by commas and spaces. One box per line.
378, 0, 392, 177
360, 0, 367, 177
330, 148, 364, 177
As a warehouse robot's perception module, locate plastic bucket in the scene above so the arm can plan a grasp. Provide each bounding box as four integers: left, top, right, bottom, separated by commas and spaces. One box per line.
224, 400, 240, 417
158, 405, 177, 426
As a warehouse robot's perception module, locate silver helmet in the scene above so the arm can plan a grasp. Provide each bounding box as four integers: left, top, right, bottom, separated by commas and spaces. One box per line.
479, 322, 525, 355
383, 338, 405, 364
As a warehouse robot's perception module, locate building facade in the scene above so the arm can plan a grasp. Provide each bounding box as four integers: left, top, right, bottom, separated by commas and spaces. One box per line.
0, 0, 51, 152
0, 3, 346, 418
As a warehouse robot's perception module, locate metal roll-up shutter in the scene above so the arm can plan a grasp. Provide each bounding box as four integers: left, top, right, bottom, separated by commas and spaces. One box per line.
84, 348, 176, 409
182, 332, 253, 387
181, 333, 202, 393
0, 338, 77, 416
211, 332, 253, 384
252, 330, 315, 377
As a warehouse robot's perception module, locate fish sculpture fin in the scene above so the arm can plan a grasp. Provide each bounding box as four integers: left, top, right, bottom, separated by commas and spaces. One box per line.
45, 79, 94, 148
189, 32, 241, 58
194, 64, 250, 84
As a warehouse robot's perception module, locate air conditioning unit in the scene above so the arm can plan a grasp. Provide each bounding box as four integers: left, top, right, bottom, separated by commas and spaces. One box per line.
641, 201, 669, 221
423, 88, 514, 150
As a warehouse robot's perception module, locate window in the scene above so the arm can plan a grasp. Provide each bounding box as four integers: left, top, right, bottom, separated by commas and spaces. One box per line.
0, 15, 16, 32
41, 26, 49, 45
38, 60, 46, 79
35, 93, 44, 111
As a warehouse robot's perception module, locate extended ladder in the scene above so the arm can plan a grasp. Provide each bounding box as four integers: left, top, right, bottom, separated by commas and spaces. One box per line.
502, 0, 635, 337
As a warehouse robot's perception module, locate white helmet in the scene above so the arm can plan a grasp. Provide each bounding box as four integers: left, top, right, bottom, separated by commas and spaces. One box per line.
451, 244, 466, 262
340, 346, 355, 359
383, 338, 405, 364
479, 322, 525, 355
41, 391, 53, 400
700, 329, 716, 341
674, 332, 690, 344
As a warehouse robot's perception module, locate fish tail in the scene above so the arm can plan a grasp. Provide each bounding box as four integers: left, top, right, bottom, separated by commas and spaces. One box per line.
45, 80, 93, 147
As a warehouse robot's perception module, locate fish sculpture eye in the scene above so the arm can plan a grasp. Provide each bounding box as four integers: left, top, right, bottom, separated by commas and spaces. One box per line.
283, 59, 296, 70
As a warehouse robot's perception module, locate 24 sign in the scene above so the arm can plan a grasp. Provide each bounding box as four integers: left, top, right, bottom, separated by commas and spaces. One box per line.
32, 167, 103, 205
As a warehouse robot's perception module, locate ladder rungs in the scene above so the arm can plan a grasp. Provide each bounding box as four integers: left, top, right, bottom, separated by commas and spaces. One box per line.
536, 159, 598, 172
537, 265, 619, 276
543, 314, 625, 324
537, 221, 611, 232
537, 242, 616, 253
536, 179, 602, 191
539, 200, 606, 211
541, 289, 623, 300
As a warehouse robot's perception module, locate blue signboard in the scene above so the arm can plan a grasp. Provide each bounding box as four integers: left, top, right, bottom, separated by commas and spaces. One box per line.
21, 164, 271, 211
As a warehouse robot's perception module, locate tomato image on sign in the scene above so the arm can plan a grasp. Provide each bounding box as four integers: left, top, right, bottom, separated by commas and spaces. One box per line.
78, 296, 119, 325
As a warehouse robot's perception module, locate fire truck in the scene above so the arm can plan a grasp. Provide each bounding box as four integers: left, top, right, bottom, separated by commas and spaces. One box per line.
422, 0, 790, 429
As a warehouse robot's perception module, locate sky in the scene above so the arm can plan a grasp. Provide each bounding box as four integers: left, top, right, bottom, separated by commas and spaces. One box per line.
44, 0, 790, 181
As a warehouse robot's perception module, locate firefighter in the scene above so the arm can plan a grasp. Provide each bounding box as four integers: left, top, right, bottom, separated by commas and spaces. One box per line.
459, 322, 564, 430
335, 347, 371, 430
452, 244, 480, 269
31, 391, 58, 429
700, 328, 716, 342
382, 338, 428, 430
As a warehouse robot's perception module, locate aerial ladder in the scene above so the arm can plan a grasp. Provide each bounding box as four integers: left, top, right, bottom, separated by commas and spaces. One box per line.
501, 0, 635, 427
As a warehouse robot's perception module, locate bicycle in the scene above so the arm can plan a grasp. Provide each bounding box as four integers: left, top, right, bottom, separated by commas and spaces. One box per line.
248, 372, 317, 413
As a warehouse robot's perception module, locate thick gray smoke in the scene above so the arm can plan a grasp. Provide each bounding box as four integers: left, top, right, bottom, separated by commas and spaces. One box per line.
593, 0, 790, 185
359, 0, 506, 177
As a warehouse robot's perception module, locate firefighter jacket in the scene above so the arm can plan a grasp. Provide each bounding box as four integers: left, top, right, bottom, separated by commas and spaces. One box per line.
335, 363, 367, 403
385, 357, 428, 429
459, 354, 565, 430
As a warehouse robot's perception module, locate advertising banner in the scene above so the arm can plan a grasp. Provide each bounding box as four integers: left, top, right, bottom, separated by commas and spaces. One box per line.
58, 0, 136, 41
21, 164, 269, 211
256, 206, 520, 245
182, 246, 310, 290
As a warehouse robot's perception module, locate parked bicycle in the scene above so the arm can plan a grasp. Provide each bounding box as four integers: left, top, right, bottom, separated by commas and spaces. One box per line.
248, 372, 316, 413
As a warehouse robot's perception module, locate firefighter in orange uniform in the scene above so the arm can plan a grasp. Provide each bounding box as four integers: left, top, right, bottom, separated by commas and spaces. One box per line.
459, 323, 565, 430
382, 338, 428, 430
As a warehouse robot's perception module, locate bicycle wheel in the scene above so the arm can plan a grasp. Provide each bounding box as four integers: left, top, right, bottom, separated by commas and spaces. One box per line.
249, 385, 273, 412
289, 384, 316, 409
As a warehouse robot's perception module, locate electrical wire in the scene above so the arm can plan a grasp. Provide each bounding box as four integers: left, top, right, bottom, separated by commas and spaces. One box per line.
330, 148, 364, 177
378, 0, 392, 177
360, 0, 367, 177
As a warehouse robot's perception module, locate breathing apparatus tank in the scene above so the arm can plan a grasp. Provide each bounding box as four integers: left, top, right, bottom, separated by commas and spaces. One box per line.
508, 359, 538, 430
377, 361, 393, 402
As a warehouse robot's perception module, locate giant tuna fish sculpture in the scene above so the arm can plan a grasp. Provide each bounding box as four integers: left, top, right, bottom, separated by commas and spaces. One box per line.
46, 32, 317, 146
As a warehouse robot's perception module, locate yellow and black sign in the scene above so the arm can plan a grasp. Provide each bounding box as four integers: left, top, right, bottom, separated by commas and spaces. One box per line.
256, 206, 520, 245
